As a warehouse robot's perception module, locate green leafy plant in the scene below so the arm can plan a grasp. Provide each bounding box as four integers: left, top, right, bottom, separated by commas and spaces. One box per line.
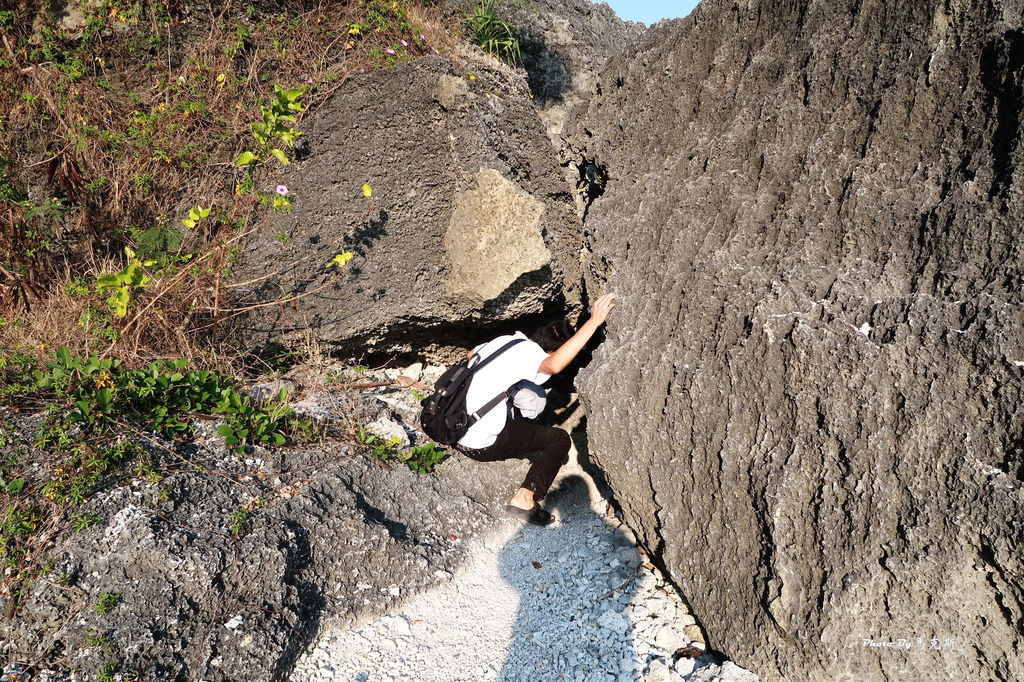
354, 428, 442, 473
229, 498, 263, 536
465, 0, 521, 65
72, 511, 102, 531
95, 591, 121, 614
0, 352, 37, 401
134, 455, 161, 485
271, 184, 293, 212
136, 222, 183, 253
113, 359, 224, 436
64, 276, 91, 297
96, 659, 118, 682
35, 351, 308, 443
234, 84, 305, 194
404, 442, 445, 474
229, 507, 250, 536
94, 247, 156, 318
180, 205, 210, 229
355, 425, 377, 446
32, 349, 312, 502
1, 504, 42, 568
364, 0, 414, 33
0, 477, 25, 494
215, 387, 308, 453
83, 629, 109, 647
34, 348, 121, 428
38, 438, 140, 505
370, 436, 403, 461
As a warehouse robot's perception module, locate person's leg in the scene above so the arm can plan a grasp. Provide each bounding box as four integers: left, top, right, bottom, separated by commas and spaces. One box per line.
486, 420, 571, 509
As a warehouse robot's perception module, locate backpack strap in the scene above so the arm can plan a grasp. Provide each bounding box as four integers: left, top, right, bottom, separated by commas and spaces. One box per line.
465, 338, 525, 423
467, 338, 524, 373
471, 385, 515, 422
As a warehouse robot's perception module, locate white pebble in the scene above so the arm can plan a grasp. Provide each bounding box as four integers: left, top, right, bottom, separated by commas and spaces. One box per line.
674, 657, 697, 676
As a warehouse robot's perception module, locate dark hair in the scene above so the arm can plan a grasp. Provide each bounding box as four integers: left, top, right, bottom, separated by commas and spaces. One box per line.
531, 318, 574, 352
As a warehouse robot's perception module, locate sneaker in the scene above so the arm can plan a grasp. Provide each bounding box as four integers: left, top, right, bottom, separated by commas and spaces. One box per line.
506, 504, 554, 526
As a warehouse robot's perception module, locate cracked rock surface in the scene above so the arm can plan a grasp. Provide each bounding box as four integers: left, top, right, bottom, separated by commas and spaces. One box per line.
0, 378, 526, 681
568, 0, 1024, 680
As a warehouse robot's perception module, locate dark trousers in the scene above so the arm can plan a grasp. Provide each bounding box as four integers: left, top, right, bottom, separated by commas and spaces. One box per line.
458, 420, 571, 502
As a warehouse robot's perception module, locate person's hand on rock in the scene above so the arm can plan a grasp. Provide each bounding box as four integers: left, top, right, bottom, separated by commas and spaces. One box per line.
589, 293, 617, 325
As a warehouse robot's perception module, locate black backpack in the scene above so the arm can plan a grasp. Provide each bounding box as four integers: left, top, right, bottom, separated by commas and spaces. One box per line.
419, 338, 524, 446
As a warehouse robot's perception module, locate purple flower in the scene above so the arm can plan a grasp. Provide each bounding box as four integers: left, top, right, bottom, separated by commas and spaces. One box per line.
306, 78, 313, 84
386, 48, 396, 55
426, 23, 432, 28
420, 33, 426, 41
400, 39, 408, 47
276, 185, 288, 195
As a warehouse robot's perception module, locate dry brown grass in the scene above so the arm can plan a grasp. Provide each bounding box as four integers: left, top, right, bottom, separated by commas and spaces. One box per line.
0, 0, 464, 370
1, 249, 225, 371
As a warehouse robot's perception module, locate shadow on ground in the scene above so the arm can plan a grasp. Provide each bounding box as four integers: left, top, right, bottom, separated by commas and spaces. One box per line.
497, 475, 642, 681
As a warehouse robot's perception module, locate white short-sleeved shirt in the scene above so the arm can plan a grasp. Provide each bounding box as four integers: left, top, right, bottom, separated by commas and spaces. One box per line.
511, 381, 547, 419
457, 332, 552, 449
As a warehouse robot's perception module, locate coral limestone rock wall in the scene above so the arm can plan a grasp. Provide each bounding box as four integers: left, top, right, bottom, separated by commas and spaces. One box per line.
571, 0, 1024, 680
231, 56, 581, 357
498, 0, 645, 138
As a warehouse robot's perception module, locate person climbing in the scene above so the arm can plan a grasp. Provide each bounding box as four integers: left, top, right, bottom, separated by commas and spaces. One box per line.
455, 293, 617, 526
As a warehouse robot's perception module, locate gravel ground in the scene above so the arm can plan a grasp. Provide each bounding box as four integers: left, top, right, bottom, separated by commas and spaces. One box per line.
290, 449, 760, 682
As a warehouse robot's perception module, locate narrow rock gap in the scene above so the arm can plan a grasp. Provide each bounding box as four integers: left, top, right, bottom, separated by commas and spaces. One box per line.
576, 156, 609, 222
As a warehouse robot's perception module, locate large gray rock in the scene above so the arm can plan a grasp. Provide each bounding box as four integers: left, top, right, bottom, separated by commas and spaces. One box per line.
570, 0, 1024, 680
231, 56, 582, 359
497, 0, 645, 138
0, 391, 528, 680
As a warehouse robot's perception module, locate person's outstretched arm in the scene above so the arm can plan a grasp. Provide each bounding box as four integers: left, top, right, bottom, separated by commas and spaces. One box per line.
538, 293, 617, 376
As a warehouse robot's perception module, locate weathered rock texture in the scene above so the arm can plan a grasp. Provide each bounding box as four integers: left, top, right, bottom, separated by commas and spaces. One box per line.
571, 0, 1024, 680
497, 0, 644, 138
444, 167, 550, 300
231, 56, 581, 360
1, 387, 529, 681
